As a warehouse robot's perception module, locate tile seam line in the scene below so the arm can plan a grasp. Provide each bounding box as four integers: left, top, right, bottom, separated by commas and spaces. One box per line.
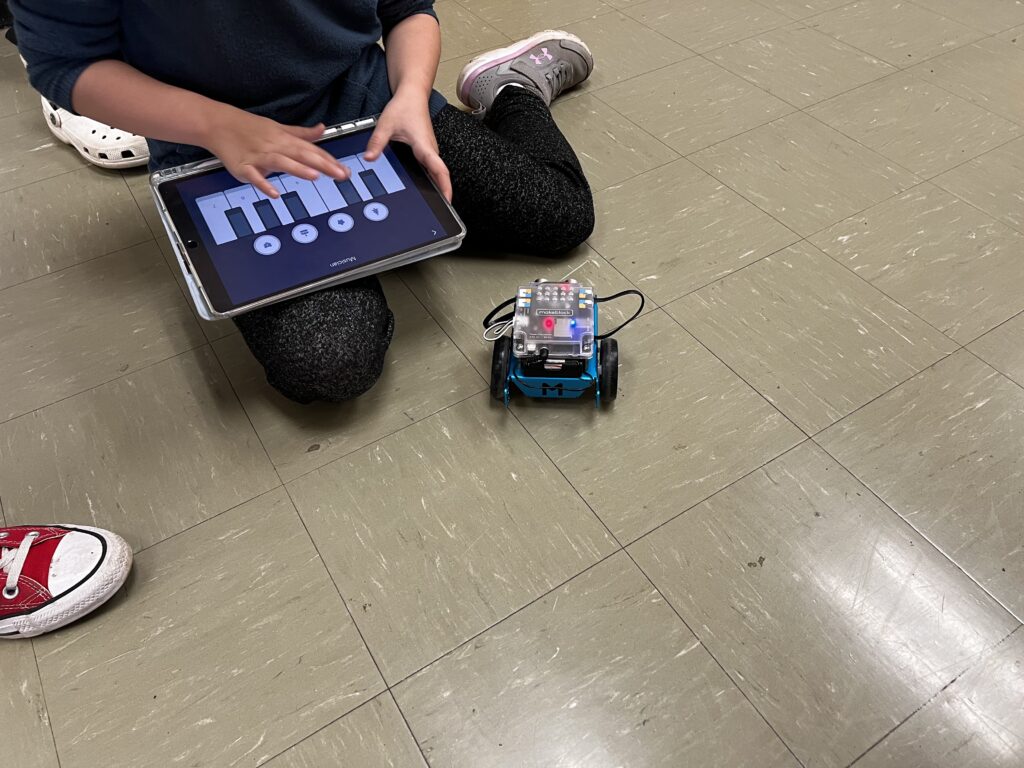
932, 158, 1024, 240
123, 174, 232, 342
704, 45, 899, 114
801, 84, 1024, 180
593, 55, 801, 160
796, 4, 993, 72
253, 693, 385, 767
621, 543, 809, 768
747, 0, 861, 24
658, 301, 825, 441
963, 345, 1024, 397
506, 407, 625, 547
902, 0, 1023, 37
811, 436, 1024, 626
844, 624, 1024, 768
806, 182, 1024, 349
476, 3, 620, 41
29, 639, 66, 768
255, 549, 632, 761
698, 1, 1006, 114
376, 548, 622, 692
666, 158, 1010, 357
621, 2, 795, 57
278, 385, 487, 485
588, 234, 800, 332
620, 439, 815, 551
131, 483, 284, 558
0, 342, 212, 428
685, 112, 921, 240
206, 335, 287, 490
0, 163, 87, 197
0, 234, 153, 296
386, 688, 433, 768
280, 482, 400, 752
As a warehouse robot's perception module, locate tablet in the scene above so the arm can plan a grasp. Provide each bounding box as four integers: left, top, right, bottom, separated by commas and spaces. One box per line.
151, 118, 465, 319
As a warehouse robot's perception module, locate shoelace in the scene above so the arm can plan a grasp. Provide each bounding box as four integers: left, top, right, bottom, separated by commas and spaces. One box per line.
0, 532, 39, 599
545, 61, 574, 97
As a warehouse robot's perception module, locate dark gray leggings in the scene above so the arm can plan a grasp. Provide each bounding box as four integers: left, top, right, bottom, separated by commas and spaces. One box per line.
235, 88, 595, 403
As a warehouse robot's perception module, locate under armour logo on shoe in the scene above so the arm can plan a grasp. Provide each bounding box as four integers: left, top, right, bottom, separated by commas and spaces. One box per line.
530, 48, 554, 65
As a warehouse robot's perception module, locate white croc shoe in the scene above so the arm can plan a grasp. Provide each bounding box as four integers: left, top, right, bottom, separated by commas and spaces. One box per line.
0, 524, 133, 638
40, 96, 149, 169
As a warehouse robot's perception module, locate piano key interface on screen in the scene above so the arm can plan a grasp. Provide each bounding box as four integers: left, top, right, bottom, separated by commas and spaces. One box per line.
195, 153, 406, 245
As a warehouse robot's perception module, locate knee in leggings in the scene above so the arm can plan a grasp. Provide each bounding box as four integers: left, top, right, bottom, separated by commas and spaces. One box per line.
235, 282, 395, 404
530, 188, 595, 257
265, 325, 392, 404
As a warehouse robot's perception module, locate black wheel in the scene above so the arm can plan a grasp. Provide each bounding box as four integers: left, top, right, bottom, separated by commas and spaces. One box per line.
490, 336, 513, 401
599, 338, 619, 402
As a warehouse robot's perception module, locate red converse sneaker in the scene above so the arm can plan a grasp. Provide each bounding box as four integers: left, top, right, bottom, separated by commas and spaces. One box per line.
0, 525, 132, 638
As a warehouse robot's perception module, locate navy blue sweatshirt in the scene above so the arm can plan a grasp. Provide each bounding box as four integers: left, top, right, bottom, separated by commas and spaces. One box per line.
11, 0, 445, 169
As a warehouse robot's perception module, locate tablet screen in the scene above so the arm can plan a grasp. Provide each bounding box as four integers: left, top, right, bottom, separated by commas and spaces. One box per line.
156, 127, 462, 313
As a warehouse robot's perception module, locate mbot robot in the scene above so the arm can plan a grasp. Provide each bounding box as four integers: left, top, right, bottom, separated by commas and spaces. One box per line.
483, 279, 644, 407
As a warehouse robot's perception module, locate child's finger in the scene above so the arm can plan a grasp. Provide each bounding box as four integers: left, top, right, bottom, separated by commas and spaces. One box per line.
303, 146, 350, 180
364, 123, 393, 161
283, 123, 326, 141
240, 166, 279, 198
413, 145, 453, 202
266, 154, 321, 181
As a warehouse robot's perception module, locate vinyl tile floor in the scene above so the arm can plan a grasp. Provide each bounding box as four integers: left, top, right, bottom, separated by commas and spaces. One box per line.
2, 2, 1023, 766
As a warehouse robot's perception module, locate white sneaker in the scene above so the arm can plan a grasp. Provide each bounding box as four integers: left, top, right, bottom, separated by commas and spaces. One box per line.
0, 524, 132, 638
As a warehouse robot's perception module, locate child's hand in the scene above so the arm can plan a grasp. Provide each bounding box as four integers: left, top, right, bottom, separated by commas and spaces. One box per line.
365, 91, 452, 202
202, 107, 350, 197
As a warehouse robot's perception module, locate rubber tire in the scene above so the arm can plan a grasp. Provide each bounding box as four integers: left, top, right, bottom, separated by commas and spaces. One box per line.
490, 336, 513, 401
599, 338, 619, 402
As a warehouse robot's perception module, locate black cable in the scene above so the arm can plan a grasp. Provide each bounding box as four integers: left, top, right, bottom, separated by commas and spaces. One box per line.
481, 288, 645, 339
595, 289, 645, 339
481, 297, 516, 329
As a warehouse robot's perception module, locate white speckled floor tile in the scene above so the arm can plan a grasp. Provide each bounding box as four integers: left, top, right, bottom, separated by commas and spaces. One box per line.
0, 242, 205, 421
597, 56, 795, 155
820, 350, 1024, 617
32, 489, 383, 768
667, 241, 957, 434
856, 628, 1024, 768
709, 23, 896, 108
632, 442, 1018, 768
691, 112, 919, 236
563, 11, 694, 92
0, 643, 59, 768
624, 0, 790, 53
263, 694, 426, 768
551, 93, 680, 191
808, 0, 985, 69
396, 553, 800, 768
590, 158, 799, 304
289, 394, 617, 683
0, 347, 280, 551
969, 312, 1024, 388
812, 184, 1024, 343
912, 37, 1024, 127
934, 136, 1024, 234
808, 73, 1020, 177
909, 0, 1024, 35
0, 168, 150, 290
